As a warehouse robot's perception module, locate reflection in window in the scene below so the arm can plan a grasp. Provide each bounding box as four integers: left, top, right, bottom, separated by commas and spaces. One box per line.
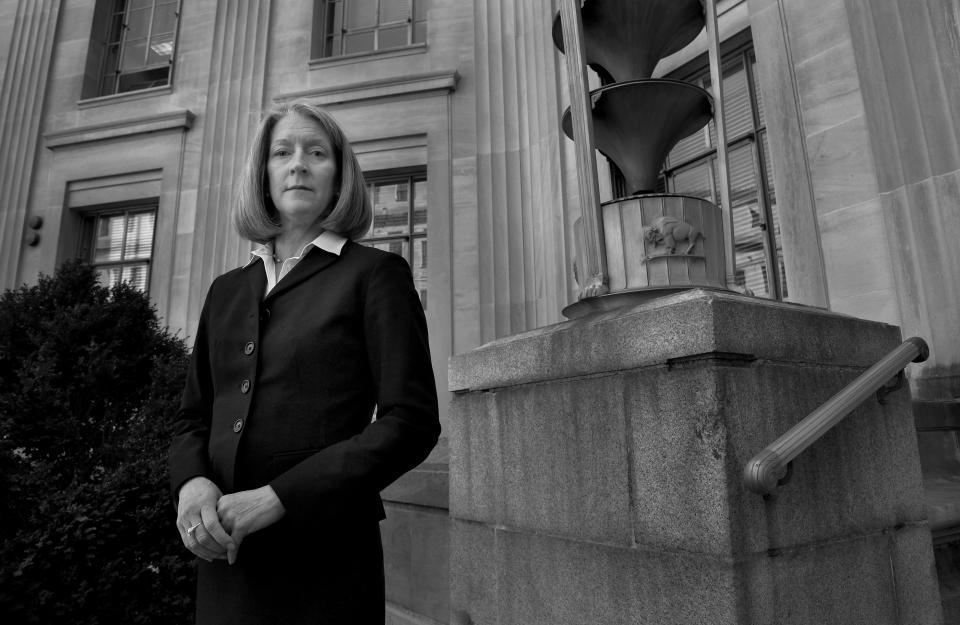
313, 0, 427, 59
361, 172, 428, 309
83, 0, 180, 98
660, 44, 786, 300
80, 209, 156, 292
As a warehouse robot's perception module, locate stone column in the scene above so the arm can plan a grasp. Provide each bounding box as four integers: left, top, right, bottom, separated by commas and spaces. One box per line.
184, 0, 271, 330
449, 290, 942, 624
0, 0, 61, 289
471, 0, 572, 343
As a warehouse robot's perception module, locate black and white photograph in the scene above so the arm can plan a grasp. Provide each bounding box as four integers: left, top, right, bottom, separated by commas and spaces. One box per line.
0, 1, 958, 623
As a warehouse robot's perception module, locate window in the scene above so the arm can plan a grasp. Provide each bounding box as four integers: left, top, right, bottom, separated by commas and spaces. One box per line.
82, 0, 180, 99
361, 172, 428, 308
312, 0, 427, 59
665, 42, 785, 299
78, 208, 157, 292
614, 39, 786, 300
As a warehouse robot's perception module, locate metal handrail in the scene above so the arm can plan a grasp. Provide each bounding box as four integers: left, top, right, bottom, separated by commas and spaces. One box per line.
743, 337, 929, 496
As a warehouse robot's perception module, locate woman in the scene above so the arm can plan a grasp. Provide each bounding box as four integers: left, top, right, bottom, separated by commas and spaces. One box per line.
169, 101, 440, 624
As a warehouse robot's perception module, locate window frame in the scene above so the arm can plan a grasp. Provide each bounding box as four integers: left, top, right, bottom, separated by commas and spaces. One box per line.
77, 202, 159, 294
361, 169, 428, 308
83, 0, 182, 100
312, 0, 427, 60
656, 34, 786, 300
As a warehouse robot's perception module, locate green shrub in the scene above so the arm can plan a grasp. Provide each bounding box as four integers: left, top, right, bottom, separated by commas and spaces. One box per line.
0, 260, 194, 624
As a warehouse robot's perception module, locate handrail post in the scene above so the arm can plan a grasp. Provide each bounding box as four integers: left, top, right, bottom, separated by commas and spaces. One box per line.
743, 337, 929, 496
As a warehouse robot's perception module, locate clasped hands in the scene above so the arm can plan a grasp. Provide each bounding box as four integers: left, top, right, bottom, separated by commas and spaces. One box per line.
176, 476, 285, 565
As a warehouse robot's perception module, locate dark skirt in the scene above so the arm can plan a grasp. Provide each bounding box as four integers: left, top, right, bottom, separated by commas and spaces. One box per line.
195, 520, 384, 625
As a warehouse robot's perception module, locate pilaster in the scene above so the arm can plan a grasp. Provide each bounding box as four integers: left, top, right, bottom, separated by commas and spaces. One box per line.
0, 0, 61, 288
472, 0, 571, 343
187, 0, 271, 328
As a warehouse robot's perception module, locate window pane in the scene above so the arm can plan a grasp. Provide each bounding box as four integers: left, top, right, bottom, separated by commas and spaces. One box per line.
94, 215, 125, 263
719, 60, 753, 139
380, 0, 410, 23
129, 0, 154, 10
121, 39, 148, 71
413, 19, 426, 44
328, 34, 342, 56
667, 127, 710, 168
669, 160, 714, 202
369, 181, 410, 236
346, 0, 377, 28
117, 66, 169, 92
364, 239, 409, 259
126, 7, 151, 41
124, 212, 155, 259
153, 2, 178, 33
378, 24, 408, 49
412, 236, 427, 309
333, 1, 343, 33
413, 179, 427, 233
148, 35, 174, 64
96, 265, 123, 289
316, 0, 341, 56
121, 264, 150, 292
344, 30, 375, 54
727, 143, 769, 298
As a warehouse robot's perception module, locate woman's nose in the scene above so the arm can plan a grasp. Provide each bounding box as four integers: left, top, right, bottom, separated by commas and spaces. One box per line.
289, 152, 307, 174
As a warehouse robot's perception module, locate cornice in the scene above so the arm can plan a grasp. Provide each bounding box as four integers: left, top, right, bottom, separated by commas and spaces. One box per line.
276, 70, 459, 106
44, 109, 196, 149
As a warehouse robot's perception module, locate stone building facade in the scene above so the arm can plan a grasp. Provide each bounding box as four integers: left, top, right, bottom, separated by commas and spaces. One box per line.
1, 0, 958, 622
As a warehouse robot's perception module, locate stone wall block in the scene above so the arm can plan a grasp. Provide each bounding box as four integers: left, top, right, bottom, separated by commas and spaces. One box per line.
806, 115, 880, 215
890, 524, 948, 625
449, 519, 498, 625
449, 390, 502, 523
721, 364, 927, 554
497, 375, 632, 545
449, 292, 941, 624
451, 290, 904, 393
623, 364, 734, 555
383, 505, 450, 623
708, 294, 902, 367
495, 528, 739, 625
738, 531, 901, 625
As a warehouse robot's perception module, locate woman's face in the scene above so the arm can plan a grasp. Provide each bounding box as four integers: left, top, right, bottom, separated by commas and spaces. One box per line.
267, 112, 340, 229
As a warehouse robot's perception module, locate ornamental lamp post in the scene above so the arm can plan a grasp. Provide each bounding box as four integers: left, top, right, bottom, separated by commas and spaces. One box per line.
555, 0, 736, 318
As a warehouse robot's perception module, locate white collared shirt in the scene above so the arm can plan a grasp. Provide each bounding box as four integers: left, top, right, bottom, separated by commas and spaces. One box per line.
245, 230, 347, 297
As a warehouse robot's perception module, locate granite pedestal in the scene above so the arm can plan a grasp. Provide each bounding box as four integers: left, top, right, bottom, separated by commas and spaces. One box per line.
448, 290, 942, 624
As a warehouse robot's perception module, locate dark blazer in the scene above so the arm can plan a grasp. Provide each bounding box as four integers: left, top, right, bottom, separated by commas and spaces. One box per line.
169, 241, 440, 625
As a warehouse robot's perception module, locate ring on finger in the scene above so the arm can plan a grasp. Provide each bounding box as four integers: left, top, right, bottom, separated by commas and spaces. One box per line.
186, 521, 202, 536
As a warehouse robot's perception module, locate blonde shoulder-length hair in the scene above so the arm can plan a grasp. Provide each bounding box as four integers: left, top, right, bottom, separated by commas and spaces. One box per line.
234, 101, 372, 243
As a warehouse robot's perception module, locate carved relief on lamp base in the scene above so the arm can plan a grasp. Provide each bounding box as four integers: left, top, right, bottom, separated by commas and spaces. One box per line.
565, 193, 728, 319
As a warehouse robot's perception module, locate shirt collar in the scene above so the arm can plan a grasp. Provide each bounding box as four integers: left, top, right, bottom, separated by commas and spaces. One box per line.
244, 230, 347, 268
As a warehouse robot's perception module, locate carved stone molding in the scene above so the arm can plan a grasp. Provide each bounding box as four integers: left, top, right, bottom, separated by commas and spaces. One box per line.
44, 110, 196, 149
276, 70, 459, 106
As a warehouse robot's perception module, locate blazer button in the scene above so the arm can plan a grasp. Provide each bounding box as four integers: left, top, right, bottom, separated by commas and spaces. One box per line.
233, 418, 244, 433
259, 308, 271, 322
240, 379, 251, 394
243, 341, 255, 355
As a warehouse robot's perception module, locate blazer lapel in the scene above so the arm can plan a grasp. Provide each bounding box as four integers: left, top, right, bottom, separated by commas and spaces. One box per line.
264, 247, 339, 303
243, 257, 268, 301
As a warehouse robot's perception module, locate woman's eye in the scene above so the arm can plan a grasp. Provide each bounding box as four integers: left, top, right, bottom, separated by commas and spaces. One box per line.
272, 150, 289, 158
311, 149, 325, 157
